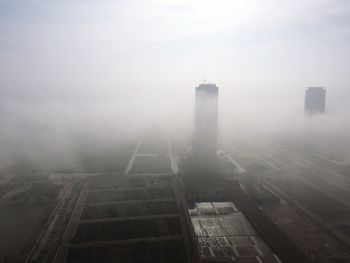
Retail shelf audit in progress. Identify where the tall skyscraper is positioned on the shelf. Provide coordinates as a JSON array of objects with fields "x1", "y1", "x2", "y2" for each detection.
[
  {"x1": 304, "y1": 87, "x2": 326, "y2": 114},
  {"x1": 193, "y1": 83, "x2": 219, "y2": 169}
]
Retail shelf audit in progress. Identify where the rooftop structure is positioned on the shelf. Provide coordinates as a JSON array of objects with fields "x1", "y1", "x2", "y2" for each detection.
[
  {"x1": 189, "y1": 202, "x2": 282, "y2": 262},
  {"x1": 54, "y1": 176, "x2": 195, "y2": 263}
]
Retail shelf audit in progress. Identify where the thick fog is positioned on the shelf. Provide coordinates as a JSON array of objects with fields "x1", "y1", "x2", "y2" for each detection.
[{"x1": 1, "y1": 0, "x2": 350, "y2": 169}]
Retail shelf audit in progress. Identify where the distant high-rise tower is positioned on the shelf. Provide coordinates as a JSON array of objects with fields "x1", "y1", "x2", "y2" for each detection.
[
  {"x1": 193, "y1": 83, "x2": 219, "y2": 169},
  {"x1": 304, "y1": 87, "x2": 326, "y2": 114}
]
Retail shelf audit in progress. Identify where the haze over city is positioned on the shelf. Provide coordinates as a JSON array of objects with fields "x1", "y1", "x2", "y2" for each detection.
[
  {"x1": 0, "y1": 1, "x2": 350, "y2": 263},
  {"x1": 1, "y1": 0, "x2": 350, "y2": 164}
]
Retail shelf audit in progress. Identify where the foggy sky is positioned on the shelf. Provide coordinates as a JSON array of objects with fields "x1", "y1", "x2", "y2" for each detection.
[{"x1": 1, "y1": 0, "x2": 350, "y2": 167}]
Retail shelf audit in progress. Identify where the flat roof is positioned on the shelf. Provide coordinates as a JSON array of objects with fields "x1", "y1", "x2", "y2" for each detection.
[{"x1": 189, "y1": 202, "x2": 282, "y2": 263}]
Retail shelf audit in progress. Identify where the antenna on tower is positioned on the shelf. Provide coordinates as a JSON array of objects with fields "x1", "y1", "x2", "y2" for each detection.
[{"x1": 203, "y1": 71, "x2": 207, "y2": 84}]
